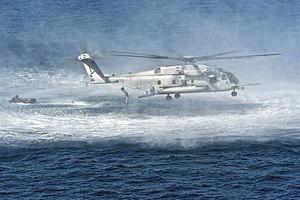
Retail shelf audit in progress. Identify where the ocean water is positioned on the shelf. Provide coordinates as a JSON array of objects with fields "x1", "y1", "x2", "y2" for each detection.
[{"x1": 1, "y1": 0, "x2": 300, "y2": 199}]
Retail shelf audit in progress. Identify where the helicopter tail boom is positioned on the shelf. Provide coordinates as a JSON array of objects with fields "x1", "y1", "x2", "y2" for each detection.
[{"x1": 78, "y1": 53, "x2": 109, "y2": 84}]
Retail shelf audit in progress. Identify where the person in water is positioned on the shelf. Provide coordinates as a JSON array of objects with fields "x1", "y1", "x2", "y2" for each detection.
[{"x1": 121, "y1": 87, "x2": 129, "y2": 104}]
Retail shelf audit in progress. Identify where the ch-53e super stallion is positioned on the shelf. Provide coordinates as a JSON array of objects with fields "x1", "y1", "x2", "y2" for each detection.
[{"x1": 72, "y1": 42, "x2": 279, "y2": 101}]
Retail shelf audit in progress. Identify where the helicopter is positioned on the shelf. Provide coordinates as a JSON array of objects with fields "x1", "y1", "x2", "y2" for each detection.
[{"x1": 73, "y1": 42, "x2": 280, "y2": 101}]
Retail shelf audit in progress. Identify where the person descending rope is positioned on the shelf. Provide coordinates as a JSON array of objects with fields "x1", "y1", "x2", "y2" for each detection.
[{"x1": 121, "y1": 87, "x2": 129, "y2": 104}]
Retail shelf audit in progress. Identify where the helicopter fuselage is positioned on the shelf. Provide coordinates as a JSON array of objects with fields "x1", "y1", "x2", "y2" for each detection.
[
  {"x1": 76, "y1": 47, "x2": 278, "y2": 100},
  {"x1": 106, "y1": 64, "x2": 239, "y2": 97}
]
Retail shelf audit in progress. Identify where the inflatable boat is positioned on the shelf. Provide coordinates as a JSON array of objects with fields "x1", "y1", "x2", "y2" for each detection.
[{"x1": 9, "y1": 97, "x2": 37, "y2": 104}]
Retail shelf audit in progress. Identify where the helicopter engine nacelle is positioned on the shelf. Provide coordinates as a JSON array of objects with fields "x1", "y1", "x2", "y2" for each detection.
[{"x1": 157, "y1": 66, "x2": 184, "y2": 75}]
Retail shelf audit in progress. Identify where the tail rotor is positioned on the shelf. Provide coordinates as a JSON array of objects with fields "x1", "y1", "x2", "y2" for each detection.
[{"x1": 71, "y1": 40, "x2": 109, "y2": 83}]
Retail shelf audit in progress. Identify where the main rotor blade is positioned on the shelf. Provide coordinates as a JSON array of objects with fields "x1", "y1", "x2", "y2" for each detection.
[
  {"x1": 200, "y1": 53, "x2": 281, "y2": 61},
  {"x1": 108, "y1": 50, "x2": 245, "y2": 61},
  {"x1": 194, "y1": 50, "x2": 242, "y2": 60},
  {"x1": 108, "y1": 50, "x2": 280, "y2": 63},
  {"x1": 109, "y1": 51, "x2": 165, "y2": 57},
  {"x1": 207, "y1": 50, "x2": 243, "y2": 57},
  {"x1": 109, "y1": 51, "x2": 171, "y2": 59}
]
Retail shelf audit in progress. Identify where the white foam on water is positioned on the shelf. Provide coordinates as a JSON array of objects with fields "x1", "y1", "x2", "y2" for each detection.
[{"x1": 0, "y1": 69, "x2": 299, "y2": 147}]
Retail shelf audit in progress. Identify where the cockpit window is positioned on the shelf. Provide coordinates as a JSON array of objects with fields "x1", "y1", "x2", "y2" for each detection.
[{"x1": 226, "y1": 72, "x2": 239, "y2": 84}]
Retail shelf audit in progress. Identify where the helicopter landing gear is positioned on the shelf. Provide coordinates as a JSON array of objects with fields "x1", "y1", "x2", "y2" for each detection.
[
  {"x1": 231, "y1": 90, "x2": 237, "y2": 97},
  {"x1": 166, "y1": 93, "x2": 180, "y2": 100},
  {"x1": 166, "y1": 94, "x2": 172, "y2": 101},
  {"x1": 174, "y1": 93, "x2": 181, "y2": 99}
]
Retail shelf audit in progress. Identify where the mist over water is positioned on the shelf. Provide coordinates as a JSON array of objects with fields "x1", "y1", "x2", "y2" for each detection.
[{"x1": 0, "y1": 0, "x2": 300, "y2": 198}]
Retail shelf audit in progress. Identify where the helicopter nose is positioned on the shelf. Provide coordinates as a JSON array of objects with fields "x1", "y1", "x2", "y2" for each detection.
[{"x1": 225, "y1": 72, "x2": 239, "y2": 84}]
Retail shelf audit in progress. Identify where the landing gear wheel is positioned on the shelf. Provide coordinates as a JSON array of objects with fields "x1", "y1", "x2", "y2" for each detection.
[
  {"x1": 166, "y1": 94, "x2": 172, "y2": 101},
  {"x1": 231, "y1": 91, "x2": 237, "y2": 97},
  {"x1": 174, "y1": 93, "x2": 181, "y2": 99}
]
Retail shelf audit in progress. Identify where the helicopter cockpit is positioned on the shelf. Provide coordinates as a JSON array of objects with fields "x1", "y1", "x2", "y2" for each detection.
[{"x1": 224, "y1": 71, "x2": 239, "y2": 84}]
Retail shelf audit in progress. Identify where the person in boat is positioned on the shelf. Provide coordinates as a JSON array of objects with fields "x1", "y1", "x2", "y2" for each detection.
[{"x1": 121, "y1": 87, "x2": 129, "y2": 104}]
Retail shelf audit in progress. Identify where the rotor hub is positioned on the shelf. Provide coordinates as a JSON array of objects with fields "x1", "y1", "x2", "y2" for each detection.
[{"x1": 78, "y1": 53, "x2": 92, "y2": 61}]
